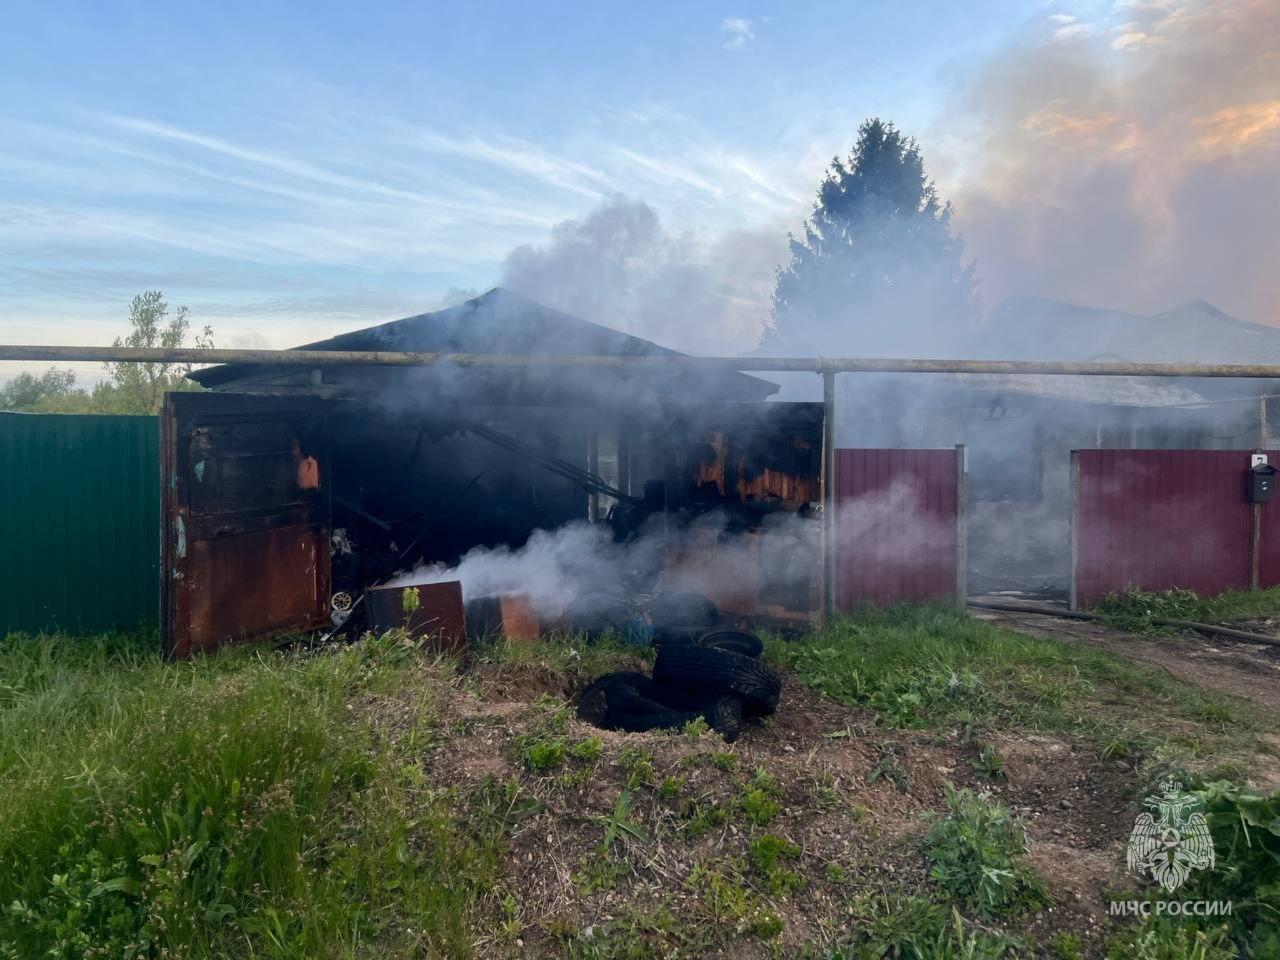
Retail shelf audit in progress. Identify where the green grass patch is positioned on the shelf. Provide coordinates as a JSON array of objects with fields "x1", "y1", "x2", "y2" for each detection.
[
  {"x1": 770, "y1": 605, "x2": 1265, "y2": 759},
  {"x1": 747, "y1": 834, "x2": 804, "y2": 896},
  {"x1": 1096, "y1": 584, "x2": 1280, "y2": 631},
  {"x1": 470, "y1": 630, "x2": 650, "y2": 680},
  {"x1": 0, "y1": 629, "x2": 503, "y2": 959},
  {"x1": 821, "y1": 894, "x2": 1025, "y2": 959}
]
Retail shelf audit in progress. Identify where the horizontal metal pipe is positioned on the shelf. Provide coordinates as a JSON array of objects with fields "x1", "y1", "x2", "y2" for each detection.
[{"x1": 5, "y1": 343, "x2": 1280, "y2": 378}]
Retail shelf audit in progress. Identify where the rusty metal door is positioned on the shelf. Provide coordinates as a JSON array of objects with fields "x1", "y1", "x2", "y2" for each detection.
[{"x1": 161, "y1": 392, "x2": 330, "y2": 658}]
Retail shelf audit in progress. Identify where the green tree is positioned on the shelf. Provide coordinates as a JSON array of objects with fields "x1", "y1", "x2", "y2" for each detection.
[
  {"x1": 93, "y1": 291, "x2": 213, "y2": 414},
  {"x1": 0, "y1": 368, "x2": 85, "y2": 411},
  {"x1": 769, "y1": 118, "x2": 978, "y2": 356},
  {"x1": 0, "y1": 293, "x2": 213, "y2": 415}
]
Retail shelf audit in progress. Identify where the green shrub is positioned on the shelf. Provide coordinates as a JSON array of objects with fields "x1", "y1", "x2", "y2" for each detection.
[
  {"x1": 739, "y1": 768, "x2": 784, "y2": 827},
  {"x1": 686, "y1": 863, "x2": 784, "y2": 940},
  {"x1": 518, "y1": 733, "x2": 568, "y2": 771},
  {"x1": 971, "y1": 744, "x2": 1006, "y2": 781},
  {"x1": 1050, "y1": 931, "x2": 1084, "y2": 960},
  {"x1": 923, "y1": 785, "x2": 1047, "y2": 918},
  {"x1": 1095, "y1": 587, "x2": 1201, "y2": 632},
  {"x1": 568, "y1": 735, "x2": 604, "y2": 763},
  {"x1": 617, "y1": 746, "x2": 654, "y2": 789},
  {"x1": 658, "y1": 776, "x2": 685, "y2": 802},
  {"x1": 1180, "y1": 780, "x2": 1280, "y2": 956}
]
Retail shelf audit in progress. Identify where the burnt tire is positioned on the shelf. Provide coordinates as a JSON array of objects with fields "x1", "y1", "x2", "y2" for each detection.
[
  {"x1": 653, "y1": 643, "x2": 781, "y2": 717},
  {"x1": 576, "y1": 671, "x2": 698, "y2": 733},
  {"x1": 575, "y1": 671, "x2": 654, "y2": 726},
  {"x1": 697, "y1": 628, "x2": 763, "y2": 659},
  {"x1": 705, "y1": 696, "x2": 744, "y2": 742}
]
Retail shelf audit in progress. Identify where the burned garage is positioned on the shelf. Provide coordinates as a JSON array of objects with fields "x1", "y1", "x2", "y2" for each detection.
[{"x1": 169, "y1": 288, "x2": 826, "y2": 663}]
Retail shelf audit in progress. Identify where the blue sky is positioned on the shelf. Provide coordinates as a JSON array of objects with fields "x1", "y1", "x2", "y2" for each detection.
[
  {"x1": 0, "y1": 2, "x2": 1031, "y2": 365},
  {"x1": 3, "y1": 1, "x2": 1277, "y2": 382}
]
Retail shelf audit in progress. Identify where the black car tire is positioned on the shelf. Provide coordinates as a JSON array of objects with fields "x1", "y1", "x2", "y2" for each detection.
[
  {"x1": 653, "y1": 643, "x2": 781, "y2": 716},
  {"x1": 696, "y1": 628, "x2": 764, "y2": 659}
]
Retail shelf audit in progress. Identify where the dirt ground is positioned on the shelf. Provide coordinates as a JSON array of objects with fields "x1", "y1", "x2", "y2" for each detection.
[
  {"x1": 368, "y1": 659, "x2": 1148, "y2": 957},
  {"x1": 970, "y1": 605, "x2": 1280, "y2": 713},
  {"x1": 354, "y1": 604, "x2": 1280, "y2": 956}
]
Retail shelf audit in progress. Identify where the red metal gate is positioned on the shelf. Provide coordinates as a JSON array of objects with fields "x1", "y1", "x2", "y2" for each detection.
[
  {"x1": 1071, "y1": 449, "x2": 1279, "y2": 608},
  {"x1": 834, "y1": 448, "x2": 965, "y2": 609}
]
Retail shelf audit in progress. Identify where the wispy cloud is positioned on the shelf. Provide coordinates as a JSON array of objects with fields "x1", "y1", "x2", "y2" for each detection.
[
  {"x1": 406, "y1": 128, "x2": 617, "y2": 199},
  {"x1": 1050, "y1": 15, "x2": 1095, "y2": 42},
  {"x1": 0, "y1": 97, "x2": 816, "y2": 356},
  {"x1": 720, "y1": 17, "x2": 755, "y2": 50}
]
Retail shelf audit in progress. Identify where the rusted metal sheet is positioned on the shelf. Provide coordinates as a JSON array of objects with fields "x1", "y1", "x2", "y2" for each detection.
[
  {"x1": 665, "y1": 402, "x2": 824, "y2": 629},
  {"x1": 834, "y1": 448, "x2": 963, "y2": 609},
  {"x1": 465, "y1": 592, "x2": 541, "y2": 642},
  {"x1": 499, "y1": 593, "x2": 540, "y2": 641},
  {"x1": 162, "y1": 392, "x2": 330, "y2": 658},
  {"x1": 367, "y1": 579, "x2": 467, "y2": 654},
  {"x1": 1072, "y1": 449, "x2": 1265, "y2": 607}
]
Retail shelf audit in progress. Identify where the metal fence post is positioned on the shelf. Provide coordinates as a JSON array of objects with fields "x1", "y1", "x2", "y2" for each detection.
[
  {"x1": 955, "y1": 444, "x2": 967, "y2": 607},
  {"x1": 823, "y1": 372, "x2": 837, "y2": 622}
]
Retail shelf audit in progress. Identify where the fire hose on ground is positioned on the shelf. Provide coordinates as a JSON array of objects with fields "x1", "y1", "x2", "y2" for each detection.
[{"x1": 966, "y1": 600, "x2": 1280, "y2": 649}]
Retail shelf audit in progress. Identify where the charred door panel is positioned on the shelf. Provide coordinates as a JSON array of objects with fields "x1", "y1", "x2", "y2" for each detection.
[{"x1": 162, "y1": 392, "x2": 330, "y2": 658}]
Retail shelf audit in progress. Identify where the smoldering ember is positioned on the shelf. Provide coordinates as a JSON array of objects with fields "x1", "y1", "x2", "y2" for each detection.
[{"x1": 3, "y1": 4, "x2": 1280, "y2": 957}]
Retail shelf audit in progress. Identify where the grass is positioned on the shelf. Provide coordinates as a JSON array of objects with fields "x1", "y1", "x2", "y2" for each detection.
[
  {"x1": 1096, "y1": 584, "x2": 1280, "y2": 631},
  {"x1": 0, "y1": 629, "x2": 505, "y2": 959},
  {"x1": 769, "y1": 604, "x2": 1270, "y2": 764},
  {"x1": 3, "y1": 607, "x2": 1275, "y2": 958},
  {"x1": 821, "y1": 895, "x2": 1025, "y2": 959}
]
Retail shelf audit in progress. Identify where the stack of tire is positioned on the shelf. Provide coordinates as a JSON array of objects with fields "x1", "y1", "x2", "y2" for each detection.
[{"x1": 575, "y1": 593, "x2": 781, "y2": 743}]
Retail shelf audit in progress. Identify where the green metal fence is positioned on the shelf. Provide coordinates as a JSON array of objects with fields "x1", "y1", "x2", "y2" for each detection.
[{"x1": 0, "y1": 413, "x2": 160, "y2": 636}]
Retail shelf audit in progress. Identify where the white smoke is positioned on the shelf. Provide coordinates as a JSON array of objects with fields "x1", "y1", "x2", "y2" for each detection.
[
  {"x1": 383, "y1": 508, "x2": 826, "y2": 622},
  {"x1": 501, "y1": 195, "x2": 786, "y2": 355}
]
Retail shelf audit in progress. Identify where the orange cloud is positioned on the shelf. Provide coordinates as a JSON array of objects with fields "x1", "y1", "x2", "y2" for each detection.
[
  {"x1": 1020, "y1": 101, "x2": 1125, "y2": 140},
  {"x1": 1194, "y1": 100, "x2": 1280, "y2": 156}
]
